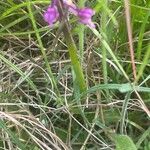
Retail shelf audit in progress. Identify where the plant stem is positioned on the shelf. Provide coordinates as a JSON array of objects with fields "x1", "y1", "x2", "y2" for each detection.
[
  {"x1": 124, "y1": 0, "x2": 136, "y2": 79},
  {"x1": 27, "y1": 0, "x2": 60, "y2": 96},
  {"x1": 101, "y1": 0, "x2": 108, "y2": 85},
  {"x1": 57, "y1": 0, "x2": 87, "y2": 93},
  {"x1": 78, "y1": 0, "x2": 86, "y2": 63},
  {"x1": 101, "y1": 0, "x2": 109, "y2": 99},
  {"x1": 120, "y1": 92, "x2": 131, "y2": 134}
]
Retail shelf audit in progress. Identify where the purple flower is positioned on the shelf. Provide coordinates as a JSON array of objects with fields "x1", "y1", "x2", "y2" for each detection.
[
  {"x1": 43, "y1": 6, "x2": 59, "y2": 26},
  {"x1": 63, "y1": 0, "x2": 78, "y2": 15},
  {"x1": 77, "y1": 8, "x2": 95, "y2": 28},
  {"x1": 43, "y1": 0, "x2": 95, "y2": 28}
]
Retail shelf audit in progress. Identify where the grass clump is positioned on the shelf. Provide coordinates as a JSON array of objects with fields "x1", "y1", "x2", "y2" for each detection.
[{"x1": 0, "y1": 0, "x2": 150, "y2": 149}]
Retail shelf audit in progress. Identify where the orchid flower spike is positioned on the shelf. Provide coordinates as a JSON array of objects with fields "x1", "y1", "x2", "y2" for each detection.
[{"x1": 43, "y1": 0, "x2": 95, "y2": 28}]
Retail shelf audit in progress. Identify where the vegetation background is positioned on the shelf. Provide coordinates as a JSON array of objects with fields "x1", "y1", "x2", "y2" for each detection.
[{"x1": 0, "y1": 0, "x2": 150, "y2": 149}]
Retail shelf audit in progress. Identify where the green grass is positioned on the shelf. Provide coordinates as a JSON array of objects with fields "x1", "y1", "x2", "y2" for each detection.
[{"x1": 0, "y1": 0, "x2": 150, "y2": 149}]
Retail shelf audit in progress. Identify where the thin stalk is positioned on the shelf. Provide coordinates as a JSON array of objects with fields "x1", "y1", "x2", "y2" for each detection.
[
  {"x1": 91, "y1": 28, "x2": 129, "y2": 81},
  {"x1": 135, "y1": 45, "x2": 150, "y2": 83},
  {"x1": 57, "y1": 0, "x2": 87, "y2": 93},
  {"x1": 120, "y1": 92, "x2": 131, "y2": 134},
  {"x1": 78, "y1": 0, "x2": 86, "y2": 63},
  {"x1": 124, "y1": 0, "x2": 136, "y2": 79},
  {"x1": 101, "y1": 0, "x2": 109, "y2": 98},
  {"x1": 27, "y1": 1, "x2": 60, "y2": 96},
  {"x1": 137, "y1": 11, "x2": 150, "y2": 60}
]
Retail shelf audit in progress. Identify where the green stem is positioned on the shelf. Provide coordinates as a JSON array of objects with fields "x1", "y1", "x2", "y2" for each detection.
[
  {"x1": 27, "y1": 0, "x2": 60, "y2": 96},
  {"x1": 78, "y1": 0, "x2": 86, "y2": 63},
  {"x1": 137, "y1": 11, "x2": 150, "y2": 60},
  {"x1": 101, "y1": 0, "x2": 108, "y2": 85},
  {"x1": 120, "y1": 92, "x2": 131, "y2": 134},
  {"x1": 135, "y1": 45, "x2": 150, "y2": 83},
  {"x1": 101, "y1": 0, "x2": 109, "y2": 100},
  {"x1": 57, "y1": 1, "x2": 87, "y2": 93}
]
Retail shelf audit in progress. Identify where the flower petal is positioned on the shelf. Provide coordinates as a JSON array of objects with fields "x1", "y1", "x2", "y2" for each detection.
[
  {"x1": 43, "y1": 6, "x2": 59, "y2": 25},
  {"x1": 79, "y1": 19, "x2": 95, "y2": 28},
  {"x1": 63, "y1": 0, "x2": 78, "y2": 15},
  {"x1": 77, "y1": 8, "x2": 95, "y2": 28},
  {"x1": 78, "y1": 8, "x2": 95, "y2": 18}
]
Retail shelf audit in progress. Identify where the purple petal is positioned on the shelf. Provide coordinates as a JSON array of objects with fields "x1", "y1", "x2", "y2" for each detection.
[
  {"x1": 79, "y1": 19, "x2": 95, "y2": 28},
  {"x1": 77, "y1": 8, "x2": 95, "y2": 28},
  {"x1": 43, "y1": 6, "x2": 59, "y2": 25},
  {"x1": 51, "y1": 0, "x2": 58, "y2": 6},
  {"x1": 78, "y1": 8, "x2": 95, "y2": 18},
  {"x1": 63, "y1": 0, "x2": 78, "y2": 15}
]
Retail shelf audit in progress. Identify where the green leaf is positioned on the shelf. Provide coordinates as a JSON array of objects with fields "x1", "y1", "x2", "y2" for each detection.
[{"x1": 114, "y1": 135, "x2": 137, "y2": 150}]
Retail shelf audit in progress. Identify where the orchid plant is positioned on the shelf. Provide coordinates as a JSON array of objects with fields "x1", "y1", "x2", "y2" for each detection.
[{"x1": 43, "y1": 0, "x2": 96, "y2": 94}]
